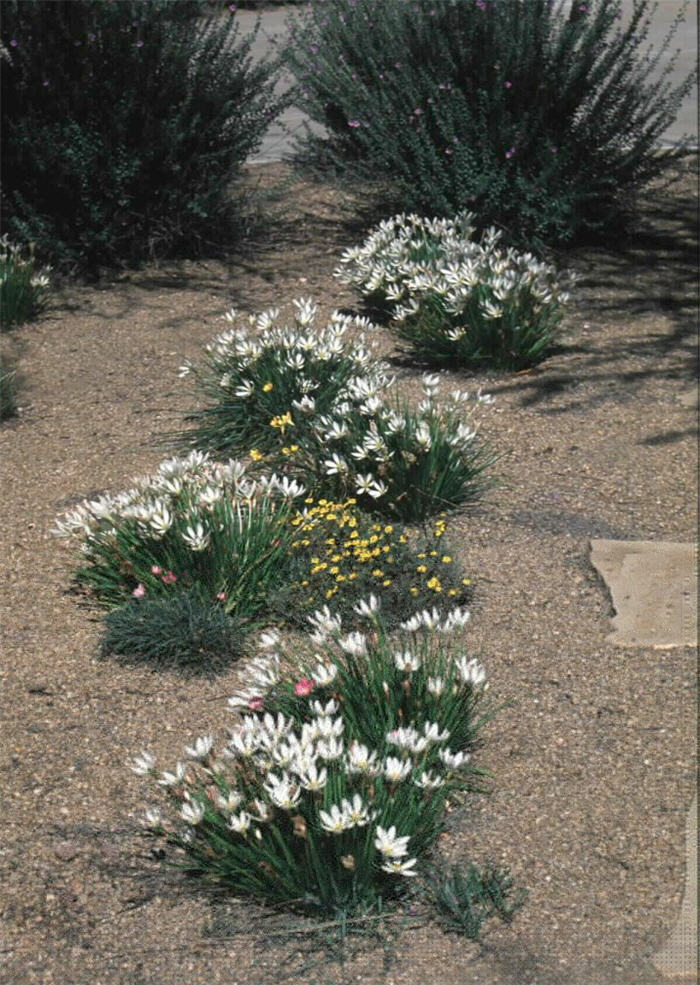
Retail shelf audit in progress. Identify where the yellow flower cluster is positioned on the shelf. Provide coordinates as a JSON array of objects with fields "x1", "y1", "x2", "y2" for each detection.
[
  {"x1": 287, "y1": 498, "x2": 468, "y2": 608},
  {"x1": 269, "y1": 412, "x2": 293, "y2": 434}
]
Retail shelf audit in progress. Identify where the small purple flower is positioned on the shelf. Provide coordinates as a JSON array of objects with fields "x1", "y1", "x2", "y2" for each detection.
[
  {"x1": 229, "y1": 3, "x2": 236, "y2": 10},
  {"x1": 42, "y1": 79, "x2": 49, "y2": 87},
  {"x1": 348, "y1": 120, "x2": 362, "y2": 128},
  {"x1": 550, "y1": 145, "x2": 558, "y2": 154},
  {"x1": 88, "y1": 33, "x2": 96, "y2": 42},
  {"x1": 9, "y1": 38, "x2": 18, "y2": 47},
  {"x1": 136, "y1": 40, "x2": 144, "y2": 48},
  {"x1": 310, "y1": 44, "x2": 318, "y2": 54},
  {"x1": 413, "y1": 108, "x2": 422, "y2": 116},
  {"x1": 504, "y1": 80, "x2": 513, "y2": 89},
  {"x1": 394, "y1": 61, "x2": 402, "y2": 69},
  {"x1": 505, "y1": 146, "x2": 515, "y2": 159}
]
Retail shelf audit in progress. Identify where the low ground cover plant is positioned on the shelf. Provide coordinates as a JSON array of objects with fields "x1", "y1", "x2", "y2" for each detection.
[
  {"x1": 53, "y1": 451, "x2": 304, "y2": 619},
  {"x1": 100, "y1": 590, "x2": 246, "y2": 675},
  {"x1": 178, "y1": 300, "x2": 495, "y2": 521},
  {"x1": 336, "y1": 213, "x2": 569, "y2": 370},
  {"x1": 1, "y1": 0, "x2": 287, "y2": 271},
  {"x1": 269, "y1": 497, "x2": 473, "y2": 628},
  {"x1": 286, "y1": 0, "x2": 696, "y2": 248},
  {"x1": 422, "y1": 859, "x2": 526, "y2": 940},
  {"x1": 0, "y1": 354, "x2": 19, "y2": 421},
  {"x1": 0, "y1": 235, "x2": 51, "y2": 328},
  {"x1": 132, "y1": 600, "x2": 505, "y2": 920}
]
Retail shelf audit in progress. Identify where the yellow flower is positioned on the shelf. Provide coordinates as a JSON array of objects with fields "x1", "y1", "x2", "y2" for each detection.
[
  {"x1": 281, "y1": 444, "x2": 300, "y2": 456},
  {"x1": 429, "y1": 551, "x2": 438, "y2": 557},
  {"x1": 325, "y1": 588, "x2": 338, "y2": 600},
  {"x1": 410, "y1": 587, "x2": 419, "y2": 596},
  {"x1": 448, "y1": 589, "x2": 458, "y2": 596},
  {"x1": 270, "y1": 412, "x2": 293, "y2": 434},
  {"x1": 262, "y1": 382, "x2": 274, "y2": 392},
  {"x1": 427, "y1": 576, "x2": 442, "y2": 592},
  {"x1": 336, "y1": 574, "x2": 346, "y2": 583},
  {"x1": 371, "y1": 569, "x2": 383, "y2": 577},
  {"x1": 250, "y1": 449, "x2": 264, "y2": 462},
  {"x1": 441, "y1": 556, "x2": 452, "y2": 564},
  {"x1": 329, "y1": 566, "x2": 340, "y2": 575},
  {"x1": 384, "y1": 525, "x2": 394, "y2": 533},
  {"x1": 416, "y1": 565, "x2": 428, "y2": 573},
  {"x1": 462, "y1": 578, "x2": 471, "y2": 586},
  {"x1": 304, "y1": 497, "x2": 314, "y2": 504},
  {"x1": 382, "y1": 579, "x2": 392, "y2": 587},
  {"x1": 348, "y1": 572, "x2": 358, "y2": 580},
  {"x1": 399, "y1": 535, "x2": 407, "y2": 544},
  {"x1": 417, "y1": 553, "x2": 427, "y2": 559}
]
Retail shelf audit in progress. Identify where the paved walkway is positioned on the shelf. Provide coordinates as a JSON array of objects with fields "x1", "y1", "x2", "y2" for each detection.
[{"x1": 238, "y1": 0, "x2": 698, "y2": 163}]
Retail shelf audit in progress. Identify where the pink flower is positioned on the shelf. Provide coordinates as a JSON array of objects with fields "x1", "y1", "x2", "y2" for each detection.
[
  {"x1": 294, "y1": 678, "x2": 315, "y2": 697},
  {"x1": 413, "y1": 108, "x2": 422, "y2": 116},
  {"x1": 505, "y1": 146, "x2": 516, "y2": 159},
  {"x1": 216, "y1": 591, "x2": 227, "y2": 601},
  {"x1": 151, "y1": 565, "x2": 163, "y2": 575},
  {"x1": 248, "y1": 697, "x2": 264, "y2": 711},
  {"x1": 161, "y1": 571, "x2": 177, "y2": 585},
  {"x1": 132, "y1": 584, "x2": 146, "y2": 598},
  {"x1": 504, "y1": 81, "x2": 513, "y2": 88},
  {"x1": 348, "y1": 120, "x2": 362, "y2": 128},
  {"x1": 136, "y1": 40, "x2": 144, "y2": 48}
]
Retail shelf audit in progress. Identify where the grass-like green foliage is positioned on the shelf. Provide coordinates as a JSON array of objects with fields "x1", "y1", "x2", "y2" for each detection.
[
  {"x1": 422, "y1": 859, "x2": 526, "y2": 940},
  {"x1": 0, "y1": 236, "x2": 51, "y2": 329},
  {"x1": 132, "y1": 602, "x2": 493, "y2": 918},
  {"x1": 53, "y1": 451, "x2": 304, "y2": 618},
  {"x1": 336, "y1": 214, "x2": 569, "y2": 370},
  {"x1": 270, "y1": 498, "x2": 472, "y2": 629},
  {"x1": 178, "y1": 300, "x2": 496, "y2": 522},
  {"x1": 100, "y1": 590, "x2": 245, "y2": 675},
  {"x1": 1, "y1": 1, "x2": 287, "y2": 272},
  {"x1": 0, "y1": 354, "x2": 19, "y2": 421},
  {"x1": 286, "y1": 0, "x2": 697, "y2": 248}
]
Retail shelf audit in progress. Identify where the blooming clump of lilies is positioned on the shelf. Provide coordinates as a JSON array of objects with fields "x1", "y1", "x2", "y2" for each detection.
[
  {"x1": 132, "y1": 596, "x2": 492, "y2": 917},
  {"x1": 52, "y1": 450, "x2": 304, "y2": 618},
  {"x1": 177, "y1": 298, "x2": 495, "y2": 521},
  {"x1": 335, "y1": 212, "x2": 570, "y2": 370}
]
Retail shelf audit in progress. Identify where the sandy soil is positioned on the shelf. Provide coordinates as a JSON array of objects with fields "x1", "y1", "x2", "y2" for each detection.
[{"x1": 0, "y1": 158, "x2": 697, "y2": 985}]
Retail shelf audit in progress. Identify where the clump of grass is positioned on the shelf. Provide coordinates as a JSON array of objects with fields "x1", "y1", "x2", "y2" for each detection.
[
  {"x1": 421, "y1": 859, "x2": 527, "y2": 940},
  {"x1": 0, "y1": 236, "x2": 51, "y2": 328},
  {"x1": 100, "y1": 590, "x2": 245, "y2": 675}
]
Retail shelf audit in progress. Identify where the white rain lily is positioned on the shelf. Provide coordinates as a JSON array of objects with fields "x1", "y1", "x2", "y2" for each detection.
[
  {"x1": 439, "y1": 748, "x2": 471, "y2": 770},
  {"x1": 414, "y1": 771, "x2": 446, "y2": 790},
  {"x1": 228, "y1": 810, "x2": 252, "y2": 834},
  {"x1": 427, "y1": 676, "x2": 446, "y2": 696},
  {"x1": 383, "y1": 757, "x2": 413, "y2": 783},
  {"x1": 319, "y1": 804, "x2": 350, "y2": 834},
  {"x1": 338, "y1": 632, "x2": 368, "y2": 657},
  {"x1": 311, "y1": 662, "x2": 338, "y2": 686},
  {"x1": 317, "y1": 737, "x2": 344, "y2": 761},
  {"x1": 264, "y1": 773, "x2": 301, "y2": 811},
  {"x1": 181, "y1": 801, "x2": 205, "y2": 826},
  {"x1": 381, "y1": 857, "x2": 418, "y2": 877},
  {"x1": 455, "y1": 656, "x2": 487, "y2": 687},
  {"x1": 143, "y1": 808, "x2": 163, "y2": 828},
  {"x1": 422, "y1": 721, "x2": 450, "y2": 743},
  {"x1": 352, "y1": 595, "x2": 380, "y2": 619},
  {"x1": 184, "y1": 735, "x2": 214, "y2": 760},
  {"x1": 258, "y1": 629, "x2": 281, "y2": 650},
  {"x1": 367, "y1": 479, "x2": 388, "y2": 499},
  {"x1": 375, "y1": 825, "x2": 410, "y2": 858},
  {"x1": 215, "y1": 790, "x2": 244, "y2": 811},
  {"x1": 131, "y1": 751, "x2": 156, "y2": 775},
  {"x1": 310, "y1": 698, "x2": 339, "y2": 717},
  {"x1": 324, "y1": 453, "x2": 349, "y2": 476},
  {"x1": 297, "y1": 763, "x2": 328, "y2": 792},
  {"x1": 157, "y1": 762, "x2": 187, "y2": 787},
  {"x1": 346, "y1": 741, "x2": 380, "y2": 776},
  {"x1": 394, "y1": 650, "x2": 421, "y2": 673},
  {"x1": 341, "y1": 794, "x2": 370, "y2": 827},
  {"x1": 182, "y1": 522, "x2": 210, "y2": 552}
]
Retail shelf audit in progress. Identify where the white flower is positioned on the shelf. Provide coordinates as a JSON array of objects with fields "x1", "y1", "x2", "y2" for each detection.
[
  {"x1": 383, "y1": 757, "x2": 413, "y2": 783},
  {"x1": 149, "y1": 506, "x2": 172, "y2": 537},
  {"x1": 297, "y1": 762, "x2": 328, "y2": 792},
  {"x1": 394, "y1": 650, "x2": 421, "y2": 673},
  {"x1": 354, "y1": 473, "x2": 376, "y2": 496},
  {"x1": 215, "y1": 790, "x2": 244, "y2": 811},
  {"x1": 184, "y1": 735, "x2": 214, "y2": 760},
  {"x1": 427, "y1": 676, "x2": 446, "y2": 696},
  {"x1": 439, "y1": 748, "x2": 471, "y2": 770},
  {"x1": 422, "y1": 721, "x2": 450, "y2": 743},
  {"x1": 233, "y1": 379, "x2": 255, "y2": 398},
  {"x1": 352, "y1": 595, "x2": 380, "y2": 619},
  {"x1": 367, "y1": 480, "x2": 388, "y2": 499},
  {"x1": 441, "y1": 607, "x2": 471, "y2": 632},
  {"x1": 311, "y1": 662, "x2": 338, "y2": 686},
  {"x1": 414, "y1": 771, "x2": 445, "y2": 789},
  {"x1": 181, "y1": 801, "x2": 205, "y2": 826},
  {"x1": 324, "y1": 453, "x2": 349, "y2": 476},
  {"x1": 228, "y1": 810, "x2": 252, "y2": 834},
  {"x1": 346, "y1": 741, "x2": 380, "y2": 776},
  {"x1": 341, "y1": 794, "x2": 370, "y2": 828},
  {"x1": 131, "y1": 751, "x2": 156, "y2": 775},
  {"x1": 338, "y1": 632, "x2": 368, "y2": 657},
  {"x1": 320, "y1": 804, "x2": 350, "y2": 834},
  {"x1": 292, "y1": 394, "x2": 316, "y2": 414},
  {"x1": 317, "y1": 737, "x2": 344, "y2": 761},
  {"x1": 258, "y1": 629, "x2": 281, "y2": 650},
  {"x1": 455, "y1": 656, "x2": 487, "y2": 687},
  {"x1": 307, "y1": 606, "x2": 343, "y2": 637},
  {"x1": 381, "y1": 857, "x2": 418, "y2": 877},
  {"x1": 310, "y1": 698, "x2": 339, "y2": 717},
  {"x1": 143, "y1": 808, "x2": 163, "y2": 828},
  {"x1": 157, "y1": 762, "x2": 187, "y2": 787},
  {"x1": 375, "y1": 825, "x2": 410, "y2": 858},
  {"x1": 264, "y1": 773, "x2": 301, "y2": 811}
]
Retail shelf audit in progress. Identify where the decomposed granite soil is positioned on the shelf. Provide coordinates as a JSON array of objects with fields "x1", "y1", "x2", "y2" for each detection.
[{"x1": 0, "y1": 158, "x2": 697, "y2": 985}]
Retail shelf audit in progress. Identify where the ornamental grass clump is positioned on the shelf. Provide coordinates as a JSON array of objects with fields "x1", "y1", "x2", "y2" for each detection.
[
  {"x1": 336, "y1": 214, "x2": 569, "y2": 370},
  {"x1": 133, "y1": 599, "x2": 492, "y2": 918},
  {"x1": 178, "y1": 300, "x2": 495, "y2": 521},
  {"x1": 53, "y1": 450, "x2": 304, "y2": 618},
  {"x1": 286, "y1": 0, "x2": 696, "y2": 249},
  {"x1": 270, "y1": 498, "x2": 472, "y2": 628},
  {"x1": 0, "y1": 236, "x2": 51, "y2": 329}
]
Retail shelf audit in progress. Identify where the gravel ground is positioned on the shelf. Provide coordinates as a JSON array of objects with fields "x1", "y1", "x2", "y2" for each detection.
[{"x1": 0, "y1": 160, "x2": 697, "y2": 985}]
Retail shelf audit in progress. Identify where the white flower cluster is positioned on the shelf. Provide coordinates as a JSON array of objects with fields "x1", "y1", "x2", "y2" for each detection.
[
  {"x1": 334, "y1": 212, "x2": 568, "y2": 340},
  {"x1": 134, "y1": 598, "x2": 486, "y2": 886},
  {"x1": 52, "y1": 449, "x2": 304, "y2": 551},
  {"x1": 0, "y1": 234, "x2": 52, "y2": 292}
]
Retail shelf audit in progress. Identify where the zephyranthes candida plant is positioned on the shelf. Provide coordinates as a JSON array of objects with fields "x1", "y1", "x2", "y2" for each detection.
[
  {"x1": 53, "y1": 450, "x2": 304, "y2": 618},
  {"x1": 177, "y1": 299, "x2": 495, "y2": 521},
  {"x1": 132, "y1": 598, "x2": 491, "y2": 917},
  {"x1": 336, "y1": 213, "x2": 569, "y2": 369}
]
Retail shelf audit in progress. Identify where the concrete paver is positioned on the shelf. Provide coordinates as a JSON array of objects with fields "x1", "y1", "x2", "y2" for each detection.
[{"x1": 589, "y1": 540, "x2": 698, "y2": 648}]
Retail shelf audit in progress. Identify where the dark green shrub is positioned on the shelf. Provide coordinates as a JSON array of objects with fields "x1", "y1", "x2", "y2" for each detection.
[
  {"x1": 1, "y1": 1, "x2": 288, "y2": 272},
  {"x1": 287, "y1": 0, "x2": 696, "y2": 248},
  {"x1": 100, "y1": 590, "x2": 245, "y2": 673}
]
